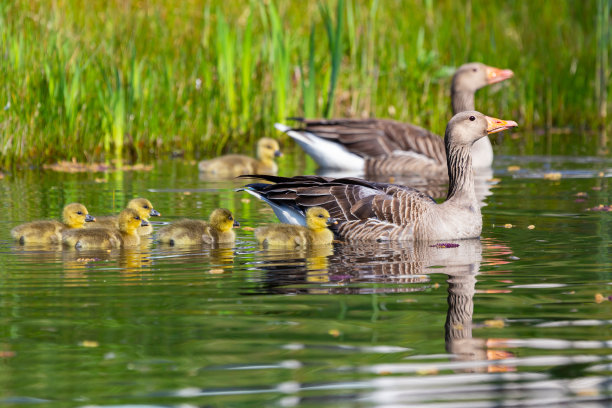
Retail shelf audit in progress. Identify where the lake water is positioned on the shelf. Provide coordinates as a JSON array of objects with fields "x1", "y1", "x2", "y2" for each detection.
[{"x1": 1, "y1": 145, "x2": 612, "y2": 407}]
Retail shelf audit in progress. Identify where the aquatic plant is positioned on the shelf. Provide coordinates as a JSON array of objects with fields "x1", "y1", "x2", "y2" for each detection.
[{"x1": 0, "y1": 1, "x2": 608, "y2": 167}]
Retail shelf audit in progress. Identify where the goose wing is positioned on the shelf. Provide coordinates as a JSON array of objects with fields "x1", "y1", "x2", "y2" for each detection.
[
  {"x1": 289, "y1": 118, "x2": 446, "y2": 165},
  {"x1": 239, "y1": 175, "x2": 436, "y2": 241}
]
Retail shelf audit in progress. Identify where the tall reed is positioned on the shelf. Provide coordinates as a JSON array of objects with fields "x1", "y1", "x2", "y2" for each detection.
[{"x1": 0, "y1": 1, "x2": 608, "y2": 167}]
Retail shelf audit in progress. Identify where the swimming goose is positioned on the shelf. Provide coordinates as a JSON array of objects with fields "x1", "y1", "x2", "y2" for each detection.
[
  {"x1": 11, "y1": 203, "x2": 95, "y2": 244},
  {"x1": 156, "y1": 208, "x2": 240, "y2": 245},
  {"x1": 84, "y1": 198, "x2": 161, "y2": 235},
  {"x1": 276, "y1": 62, "x2": 513, "y2": 174},
  {"x1": 198, "y1": 137, "x2": 282, "y2": 177},
  {"x1": 241, "y1": 111, "x2": 517, "y2": 241},
  {"x1": 62, "y1": 208, "x2": 145, "y2": 249},
  {"x1": 255, "y1": 207, "x2": 337, "y2": 247}
]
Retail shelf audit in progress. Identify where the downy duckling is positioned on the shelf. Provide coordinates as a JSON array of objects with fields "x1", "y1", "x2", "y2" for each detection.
[
  {"x1": 84, "y1": 197, "x2": 161, "y2": 235},
  {"x1": 156, "y1": 208, "x2": 239, "y2": 245},
  {"x1": 198, "y1": 138, "x2": 282, "y2": 177},
  {"x1": 11, "y1": 203, "x2": 95, "y2": 244},
  {"x1": 255, "y1": 207, "x2": 337, "y2": 247},
  {"x1": 62, "y1": 208, "x2": 145, "y2": 249}
]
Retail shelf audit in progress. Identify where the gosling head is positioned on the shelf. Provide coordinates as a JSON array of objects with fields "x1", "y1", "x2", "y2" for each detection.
[
  {"x1": 128, "y1": 197, "x2": 161, "y2": 220},
  {"x1": 452, "y1": 62, "x2": 514, "y2": 94},
  {"x1": 257, "y1": 137, "x2": 282, "y2": 161},
  {"x1": 62, "y1": 203, "x2": 95, "y2": 228},
  {"x1": 305, "y1": 207, "x2": 337, "y2": 231},
  {"x1": 209, "y1": 208, "x2": 239, "y2": 232},
  {"x1": 445, "y1": 111, "x2": 518, "y2": 147},
  {"x1": 117, "y1": 208, "x2": 144, "y2": 234}
]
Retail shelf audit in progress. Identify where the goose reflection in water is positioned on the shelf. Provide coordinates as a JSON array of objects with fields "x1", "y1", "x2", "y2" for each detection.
[{"x1": 251, "y1": 238, "x2": 514, "y2": 372}]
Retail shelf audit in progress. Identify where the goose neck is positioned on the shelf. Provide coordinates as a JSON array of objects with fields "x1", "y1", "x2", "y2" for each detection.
[
  {"x1": 451, "y1": 90, "x2": 475, "y2": 114},
  {"x1": 445, "y1": 143, "x2": 476, "y2": 203}
]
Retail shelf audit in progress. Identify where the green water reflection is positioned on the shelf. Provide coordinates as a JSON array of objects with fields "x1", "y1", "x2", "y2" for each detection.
[{"x1": 0, "y1": 150, "x2": 611, "y2": 407}]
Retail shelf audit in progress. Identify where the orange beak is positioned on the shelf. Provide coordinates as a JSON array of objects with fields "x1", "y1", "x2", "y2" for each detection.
[
  {"x1": 486, "y1": 116, "x2": 518, "y2": 134},
  {"x1": 486, "y1": 66, "x2": 514, "y2": 85}
]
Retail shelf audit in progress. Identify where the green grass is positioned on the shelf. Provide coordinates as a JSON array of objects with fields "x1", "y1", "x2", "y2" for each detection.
[{"x1": 0, "y1": 1, "x2": 609, "y2": 167}]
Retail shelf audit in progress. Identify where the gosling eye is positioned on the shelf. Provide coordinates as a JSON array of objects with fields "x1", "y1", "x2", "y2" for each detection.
[
  {"x1": 228, "y1": 216, "x2": 233, "y2": 221},
  {"x1": 318, "y1": 214, "x2": 325, "y2": 218},
  {"x1": 135, "y1": 216, "x2": 140, "y2": 220},
  {"x1": 472, "y1": 68, "x2": 478, "y2": 72},
  {"x1": 77, "y1": 211, "x2": 83, "y2": 215},
  {"x1": 143, "y1": 205, "x2": 149, "y2": 209},
  {"x1": 469, "y1": 116, "x2": 476, "y2": 121}
]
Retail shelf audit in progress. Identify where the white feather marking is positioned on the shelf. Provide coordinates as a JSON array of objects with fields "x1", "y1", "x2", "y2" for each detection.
[{"x1": 275, "y1": 123, "x2": 365, "y2": 171}]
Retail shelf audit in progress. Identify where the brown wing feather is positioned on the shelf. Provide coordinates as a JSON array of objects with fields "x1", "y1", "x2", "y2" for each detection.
[
  {"x1": 240, "y1": 175, "x2": 436, "y2": 240},
  {"x1": 294, "y1": 118, "x2": 446, "y2": 164}
]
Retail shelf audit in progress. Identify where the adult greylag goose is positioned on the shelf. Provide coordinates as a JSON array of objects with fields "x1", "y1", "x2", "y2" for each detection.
[
  {"x1": 62, "y1": 208, "x2": 145, "y2": 249},
  {"x1": 276, "y1": 63, "x2": 513, "y2": 175},
  {"x1": 156, "y1": 208, "x2": 239, "y2": 245},
  {"x1": 240, "y1": 111, "x2": 517, "y2": 241},
  {"x1": 198, "y1": 137, "x2": 282, "y2": 178},
  {"x1": 255, "y1": 207, "x2": 337, "y2": 247},
  {"x1": 84, "y1": 198, "x2": 161, "y2": 236},
  {"x1": 11, "y1": 203, "x2": 95, "y2": 244}
]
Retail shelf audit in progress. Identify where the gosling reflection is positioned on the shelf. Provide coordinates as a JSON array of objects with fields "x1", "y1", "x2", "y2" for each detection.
[{"x1": 156, "y1": 242, "x2": 235, "y2": 273}]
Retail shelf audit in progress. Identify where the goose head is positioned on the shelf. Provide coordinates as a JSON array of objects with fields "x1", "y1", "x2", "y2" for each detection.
[
  {"x1": 209, "y1": 208, "x2": 240, "y2": 232},
  {"x1": 118, "y1": 208, "x2": 143, "y2": 235},
  {"x1": 452, "y1": 62, "x2": 514, "y2": 94},
  {"x1": 128, "y1": 197, "x2": 161, "y2": 219},
  {"x1": 305, "y1": 207, "x2": 337, "y2": 231},
  {"x1": 257, "y1": 137, "x2": 282, "y2": 162},
  {"x1": 62, "y1": 203, "x2": 95, "y2": 228},
  {"x1": 446, "y1": 111, "x2": 518, "y2": 146}
]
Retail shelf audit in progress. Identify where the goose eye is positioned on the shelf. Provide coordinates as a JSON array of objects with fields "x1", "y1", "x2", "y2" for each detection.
[
  {"x1": 135, "y1": 216, "x2": 140, "y2": 220},
  {"x1": 228, "y1": 216, "x2": 233, "y2": 220},
  {"x1": 318, "y1": 214, "x2": 324, "y2": 218},
  {"x1": 77, "y1": 211, "x2": 83, "y2": 215},
  {"x1": 143, "y1": 205, "x2": 149, "y2": 209},
  {"x1": 472, "y1": 68, "x2": 478, "y2": 72},
  {"x1": 469, "y1": 116, "x2": 476, "y2": 121}
]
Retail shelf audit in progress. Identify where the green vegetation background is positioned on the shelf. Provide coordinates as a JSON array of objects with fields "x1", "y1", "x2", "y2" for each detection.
[{"x1": 0, "y1": 0, "x2": 609, "y2": 166}]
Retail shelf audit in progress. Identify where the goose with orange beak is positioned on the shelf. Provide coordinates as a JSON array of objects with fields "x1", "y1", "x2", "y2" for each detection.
[{"x1": 240, "y1": 111, "x2": 518, "y2": 241}]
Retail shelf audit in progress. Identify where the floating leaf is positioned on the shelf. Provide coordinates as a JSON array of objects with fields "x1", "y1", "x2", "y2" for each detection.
[
  {"x1": 328, "y1": 329, "x2": 341, "y2": 337},
  {"x1": 543, "y1": 172, "x2": 562, "y2": 180}
]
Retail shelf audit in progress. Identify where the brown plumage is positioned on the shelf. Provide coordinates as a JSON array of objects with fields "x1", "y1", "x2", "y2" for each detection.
[
  {"x1": 279, "y1": 62, "x2": 513, "y2": 175},
  {"x1": 242, "y1": 111, "x2": 517, "y2": 241},
  {"x1": 11, "y1": 203, "x2": 95, "y2": 244},
  {"x1": 62, "y1": 208, "x2": 144, "y2": 249},
  {"x1": 255, "y1": 207, "x2": 337, "y2": 247},
  {"x1": 156, "y1": 208, "x2": 239, "y2": 245},
  {"x1": 84, "y1": 198, "x2": 161, "y2": 236},
  {"x1": 198, "y1": 138, "x2": 282, "y2": 178}
]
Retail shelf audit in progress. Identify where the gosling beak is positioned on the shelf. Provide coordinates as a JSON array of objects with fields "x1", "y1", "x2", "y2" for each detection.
[
  {"x1": 233, "y1": 220, "x2": 240, "y2": 228},
  {"x1": 486, "y1": 116, "x2": 518, "y2": 134},
  {"x1": 274, "y1": 150, "x2": 283, "y2": 157},
  {"x1": 326, "y1": 217, "x2": 338, "y2": 227},
  {"x1": 85, "y1": 214, "x2": 96, "y2": 222},
  {"x1": 485, "y1": 66, "x2": 514, "y2": 85},
  {"x1": 140, "y1": 219, "x2": 150, "y2": 227},
  {"x1": 150, "y1": 208, "x2": 161, "y2": 217}
]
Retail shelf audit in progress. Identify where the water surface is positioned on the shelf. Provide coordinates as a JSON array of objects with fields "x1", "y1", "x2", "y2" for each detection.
[{"x1": 0, "y1": 149, "x2": 611, "y2": 407}]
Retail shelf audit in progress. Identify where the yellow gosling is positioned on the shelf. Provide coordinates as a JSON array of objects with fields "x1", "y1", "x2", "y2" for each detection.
[
  {"x1": 62, "y1": 208, "x2": 144, "y2": 249},
  {"x1": 255, "y1": 207, "x2": 337, "y2": 247},
  {"x1": 11, "y1": 203, "x2": 95, "y2": 244},
  {"x1": 156, "y1": 208, "x2": 239, "y2": 245},
  {"x1": 85, "y1": 198, "x2": 161, "y2": 236},
  {"x1": 198, "y1": 138, "x2": 282, "y2": 177}
]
